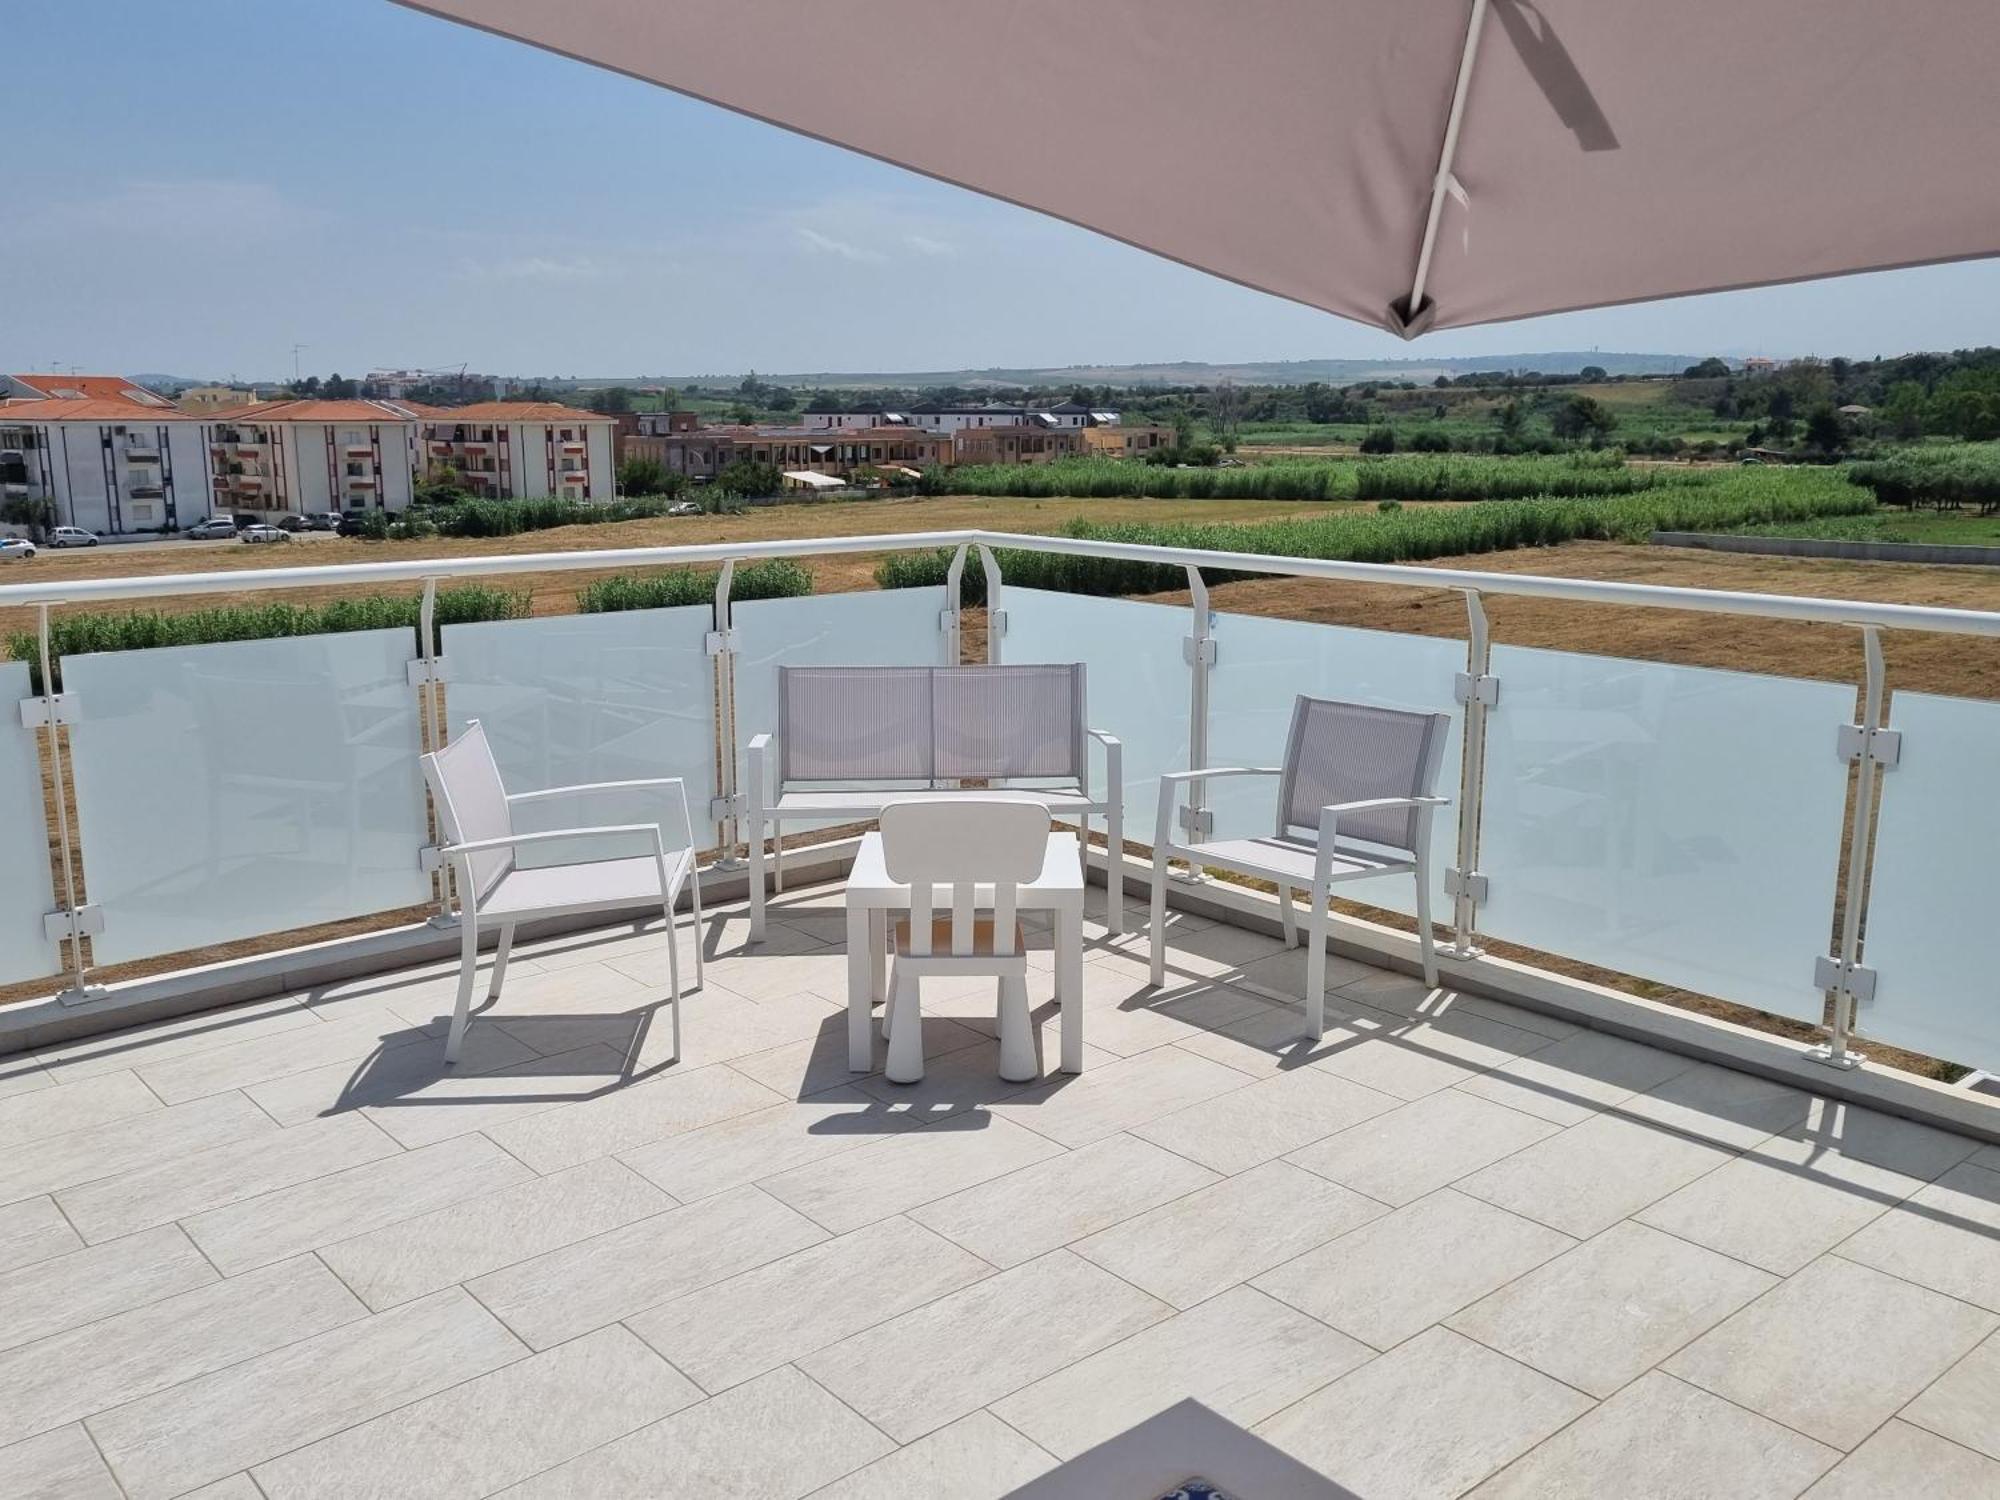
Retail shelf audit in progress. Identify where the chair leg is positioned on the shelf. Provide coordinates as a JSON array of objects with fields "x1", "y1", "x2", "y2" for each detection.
[
  {"x1": 884, "y1": 968, "x2": 925, "y2": 1084},
  {"x1": 446, "y1": 916, "x2": 479, "y2": 1065},
  {"x1": 688, "y1": 861, "x2": 705, "y2": 988},
  {"x1": 773, "y1": 829, "x2": 785, "y2": 895},
  {"x1": 487, "y1": 922, "x2": 516, "y2": 1003},
  {"x1": 1277, "y1": 884, "x2": 1298, "y2": 948},
  {"x1": 1304, "y1": 884, "x2": 1328, "y2": 1040},
  {"x1": 1414, "y1": 861, "x2": 1439, "y2": 990},
  {"x1": 1103, "y1": 804, "x2": 1124, "y2": 937},
  {"x1": 664, "y1": 898, "x2": 683, "y2": 1065},
  {"x1": 1148, "y1": 845, "x2": 1169, "y2": 988},
  {"x1": 996, "y1": 975, "x2": 1035, "y2": 1083},
  {"x1": 747, "y1": 821, "x2": 767, "y2": 945}
]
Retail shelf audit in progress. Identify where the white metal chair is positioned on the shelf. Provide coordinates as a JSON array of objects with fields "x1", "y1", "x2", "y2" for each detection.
[
  {"x1": 1149, "y1": 696, "x2": 1451, "y2": 1037},
  {"x1": 420, "y1": 720, "x2": 702, "y2": 1064},
  {"x1": 877, "y1": 796, "x2": 1051, "y2": 1085}
]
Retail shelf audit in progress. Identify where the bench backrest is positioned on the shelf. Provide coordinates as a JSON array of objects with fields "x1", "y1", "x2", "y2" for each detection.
[{"x1": 777, "y1": 663, "x2": 1086, "y2": 785}]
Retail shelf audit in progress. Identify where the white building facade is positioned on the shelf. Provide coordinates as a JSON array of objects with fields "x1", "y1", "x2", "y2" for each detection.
[
  {"x1": 206, "y1": 400, "x2": 421, "y2": 518},
  {"x1": 419, "y1": 403, "x2": 616, "y2": 500},
  {"x1": 0, "y1": 399, "x2": 216, "y2": 535}
]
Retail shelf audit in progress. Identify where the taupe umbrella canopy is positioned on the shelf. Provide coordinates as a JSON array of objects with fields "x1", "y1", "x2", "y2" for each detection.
[{"x1": 401, "y1": 0, "x2": 2000, "y2": 336}]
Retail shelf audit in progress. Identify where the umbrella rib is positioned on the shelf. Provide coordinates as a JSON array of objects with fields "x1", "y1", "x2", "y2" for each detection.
[{"x1": 1404, "y1": 0, "x2": 1492, "y2": 331}]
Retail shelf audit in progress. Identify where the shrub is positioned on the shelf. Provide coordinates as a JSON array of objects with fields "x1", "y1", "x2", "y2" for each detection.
[
  {"x1": 1849, "y1": 445, "x2": 2000, "y2": 513},
  {"x1": 13, "y1": 585, "x2": 530, "y2": 692},
  {"x1": 575, "y1": 559, "x2": 813, "y2": 613},
  {"x1": 1358, "y1": 427, "x2": 1397, "y2": 454}
]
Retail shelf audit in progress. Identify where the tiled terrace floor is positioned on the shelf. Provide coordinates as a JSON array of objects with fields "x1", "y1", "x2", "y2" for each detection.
[{"x1": 3, "y1": 884, "x2": 2000, "y2": 1498}]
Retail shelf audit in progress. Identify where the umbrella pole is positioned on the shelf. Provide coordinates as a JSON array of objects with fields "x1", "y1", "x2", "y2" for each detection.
[{"x1": 1403, "y1": 0, "x2": 1491, "y2": 329}]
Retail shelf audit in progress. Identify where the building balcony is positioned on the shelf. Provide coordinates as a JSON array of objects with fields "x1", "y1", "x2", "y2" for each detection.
[
  {"x1": 0, "y1": 530, "x2": 1996, "y2": 1497},
  {"x1": 344, "y1": 444, "x2": 374, "y2": 457},
  {"x1": 346, "y1": 475, "x2": 378, "y2": 489},
  {"x1": 127, "y1": 483, "x2": 164, "y2": 499}
]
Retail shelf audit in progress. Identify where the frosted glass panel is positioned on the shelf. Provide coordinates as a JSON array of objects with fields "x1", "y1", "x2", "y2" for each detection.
[
  {"x1": 1855, "y1": 692, "x2": 2000, "y2": 1069},
  {"x1": 733, "y1": 588, "x2": 948, "y2": 828},
  {"x1": 1005, "y1": 587, "x2": 1192, "y2": 838},
  {"x1": 1480, "y1": 645, "x2": 1852, "y2": 1021},
  {"x1": 445, "y1": 607, "x2": 715, "y2": 863},
  {"x1": 67, "y1": 631, "x2": 430, "y2": 966},
  {"x1": 0, "y1": 662, "x2": 58, "y2": 985},
  {"x1": 1207, "y1": 613, "x2": 1462, "y2": 916}
]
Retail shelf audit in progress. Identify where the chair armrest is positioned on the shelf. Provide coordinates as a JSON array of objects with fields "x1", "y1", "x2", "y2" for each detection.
[
  {"x1": 1085, "y1": 727, "x2": 1122, "y2": 749},
  {"x1": 1159, "y1": 766, "x2": 1282, "y2": 785},
  {"x1": 442, "y1": 823, "x2": 666, "y2": 858},
  {"x1": 508, "y1": 777, "x2": 686, "y2": 805},
  {"x1": 1317, "y1": 795, "x2": 1450, "y2": 817}
]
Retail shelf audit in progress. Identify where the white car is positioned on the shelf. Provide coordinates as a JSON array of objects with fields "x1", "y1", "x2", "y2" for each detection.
[
  {"x1": 185, "y1": 516, "x2": 238, "y2": 539},
  {"x1": 49, "y1": 526, "x2": 98, "y2": 547},
  {"x1": 238, "y1": 524, "x2": 291, "y2": 544},
  {"x1": 0, "y1": 538, "x2": 36, "y2": 561}
]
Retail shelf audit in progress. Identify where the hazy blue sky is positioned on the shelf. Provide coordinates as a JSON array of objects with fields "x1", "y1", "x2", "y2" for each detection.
[{"x1": 10, "y1": 1, "x2": 1999, "y2": 381}]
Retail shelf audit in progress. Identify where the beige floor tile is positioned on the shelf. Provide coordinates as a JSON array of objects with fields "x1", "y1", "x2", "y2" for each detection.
[
  {"x1": 629, "y1": 1215, "x2": 991, "y2": 1392},
  {"x1": 1311, "y1": 1005, "x2": 1551, "y2": 1101},
  {"x1": 804, "y1": 1411, "x2": 1054, "y2": 1500},
  {"x1": 1457, "y1": 1029, "x2": 1697, "y2": 1127},
  {"x1": 800, "y1": 1248, "x2": 1166, "y2": 1442},
  {"x1": 0, "y1": 1256, "x2": 362, "y2": 1448},
  {"x1": 318, "y1": 1157, "x2": 673, "y2": 1310},
  {"x1": 993, "y1": 1285, "x2": 1371, "y2": 1460},
  {"x1": 1636, "y1": 1103, "x2": 1966, "y2": 1276},
  {"x1": 35, "y1": 996, "x2": 317, "y2": 1081},
  {"x1": 0, "y1": 1092, "x2": 275, "y2": 1207},
  {"x1": 1802, "y1": 1419, "x2": 2000, "y2": 1499},
  {"x1": 852, "y1": 1032, "x2": 1121, "y2": 1120},
  {"x1": 0, "y1": 1053, "x2": 53, "y2": 1100},
  {"x1": 1615, "y1": 1061, "x2": 1814, "y2": 1150},
  {"x1": 88, "y1": 1288, "x2": 525, "y2": 1500},
  {"x1": 0, "y1": 1196, "x2": 81, "y2": 1274},
  {"x1": 1839, "y1": 1161, "x2": 2000, "y2": 1312},
  {"x1": 252, "y1": 1325, "x2": 700, "y2": 1500},
  {"x1": 1258, "y1": 1189, "x2": 1573, "y2": 1350},
  {"x1": 1172, "y1": 991, "x2": 1385, "y2": 1076},
  {"x1": 628, "y1": 991, "x2": 843, "y2": 1073},
  {"x1": 911, "y1": 1132, "x2": 1216, "y2": 1268},
  {"x1": 1665, "y1": 1254, "x2": 1996, "y2": 1448},
  {"x1": 355, "y1": 1044, "x2": 640, "y2": 1149},
  {"x1": 56, "y1": 1112, "x2": 398, "y2": 1244},
  {"x1": 0, "y1": 1072, "x2": 160, "y2": 1151},
  {"x1": 1334, "y1": 972, "x2": 1581, "y2": 1042},
  {"x1": 1256, "y1": 1327, "x2": 1591, "y2": 1500},
  {"x1": 184, "y1": 1132, "x2": 532, "y2": 1274},
  {"x1": 135, "y1": 1014, "x2": 436, "y2": 1105},
  {"x1": 237, "y1": 1023, "x2": 541, "y2": 1126},
  {"x1": 1472, "y1": 1372, "x2": 1836, "y2": 1499},
  {"x1": 1057, "y1": 963, "x2": 1272, "y2": 1058},
  {"x1": 468, "y1": 1184, "x2": 827, "y2": 1349},
  {"x1": 759, "y1": 1113, "x2": 1064, "y2": 1233},
  {"x1": 1133, "y1": 1067, "x2": 1398, "y2": 1175},
  {"x1": 1076, "y1": 1160, "x2": 1385, "y2": 1310},
  {"x1": 1903, "y1": 1327, "x2": 2000, "y2": 1461},
  {"x1": 1287, "y1": 1087, "x2": 1559, "y2": 1206},
  {"x1": 620, "y1": 1085, "x2": 922, "y2": 1202},
  {"x1": 0, "y1": 1423, "x2": 122, "y2": 1499},
  {"x1": 181, "y1": 1478, "x2": 261, "y2": 1500},
  {"x1": 518, "y1": 918, "x2": 697, "y2": 973},
  {"x1": 1455, "y1": 1112, "x2": 1737, "y2": 1238},
  {"x1": 728, "y1": 1014, "x2": 986, "y2": 1100},
  {"x1": 989, "y1": 1045, "x2": 1253, "y2": 1149},
  {"x1": 482, "y1": 1063, "x2": 782, "y2": 1173},
  {"x1": 685, "y1": 947, "x2": 851, "y2": 1005},
  {"x1": 496, "y1": 1365, "x2": 891, "y2": 1500},
  {"x1": 0, "y1": 1224, "x2": 216, "y2": 1355},
  {"x1": 1221, "y1": 938, "x2": 1377, "y2": 999},
  {"x1": 1446, "y1": 1220, "x2": 1774, "y2": 1396}
]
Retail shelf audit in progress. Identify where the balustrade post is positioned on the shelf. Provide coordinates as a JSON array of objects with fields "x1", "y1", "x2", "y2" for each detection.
[
  {"x1": 1447, "y1": 588, "x2": 1496, "y2": 956},
  {"x1": 1175, "y1": 566, "x2": 1214, "y2": 882},
  {"x1": 943, "y1": 544, "x2": 969, "y2": 666},
  {"x1": 1811, "y1": 624, "x2": 1890, "y2": 1070},
  {"x1": 416, "y1": 577, "x2": 459, "y2": 927},
  {"x1": 709, "y1": 559, "x2": 744, "y2": 869},
  {"x1": 978, "y1": 544, "x2": 1004, "y2": 664}
]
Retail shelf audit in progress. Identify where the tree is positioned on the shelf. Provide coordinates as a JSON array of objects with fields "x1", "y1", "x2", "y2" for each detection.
[
  {"x1": 1550, "y1": 394, "x2": 1615, "y2": 443},
  {"x1": 586, "y1": 386, "x2": 632, "y2": 415},
  {"x1": 1683, "y1": 357, "x2": 1732, "y2": 379},
  {"x1": 1882, "y1": 381, "x2": 1928, "y2": 440},
  {"x1": 1494, "y1": 400, "x2": 1526, "y2": 440},
  {"x1": 1358, "y1": 427, "x2": 1397, "y2": 454},
  {"x1": 1209, "y1": 380, "x2": 1240, "y2": 452},
  {"x1": 1, "y1": 494, "x2": 56, "y2": 543},
  {"x1": 617, "y1": 456, "x2": 675, "y2": 495},
  {"x1": 1578, "y1": 364, "x2": 1608, "y2": 382},
  {"x1": 1171, "y1": 409, "x2": 1196, "y2": 449},
  {"x1": 1802, "y1": 404, "x2": 1847, "y2": 454},
  {"x1": 713, "y1": 459, "x2": 782, "y2": 499},
  {"x1": 322, "y1": 372, "x2": 355, "y2": 399}
]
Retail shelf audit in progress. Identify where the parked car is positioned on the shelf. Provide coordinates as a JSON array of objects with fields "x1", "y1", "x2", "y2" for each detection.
[
  {"x1": 0, "y1": 538, "x2": 35, "y2": 561},
  {"x1": 307, "y1": 512, "x2": 342, "y2": 531},
  {"x1": 49, "y1": 526, "x2": 99, "y2": 548},
  {"x1": 238, "y1": 523, "x2": 291, "y2": 544},
  {"x1": 276, "y1": 514, "x2": 307, "y2": 532},
  {"x1": 185, "y1": 516, "x2": 238, "y2": 539},
  {"x1": 336, "y1": 511, "x2": 377, "y2": 536},
  {"x1": 667, "y1": 500, "x2": 701, "y2": 516}
]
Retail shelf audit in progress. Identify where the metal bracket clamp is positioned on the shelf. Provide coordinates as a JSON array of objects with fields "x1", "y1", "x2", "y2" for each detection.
[
  {"x1": 709, "y1": 794, "x2": 744, "y2": 822},
  {"x1": 987, "y1": 609, "x2": 1008, "y2": 638},
  {"x1": 704, "y1": 629, "x2": 738, "y2": 656},
  {"x1": 1836, "y1": 723, "x2": 1901, "y2": 768},
  {"x1": 1453, "y1": 672, "x2": 1499, "y2": 708},
  {"x1": 1176, "y1": 806, "x2": 1213, "y2": 839},
  {"x1": 1814, "y1": 953, "x2": 1878, "y2": 1006},
  {"x1": 44, "y1": 905, "x2": 105, "y2": 944},
  {"x1": 1443, "y1": 868, "x2": 1489, "y2": 902},
  {"x1": 1182, "y1": 637, "x2": 1217, "y2": 667},
  {"x1": 405, "y1": 657, "x2": 450, "y2": 687},
  {"x1": 19, "y1": 693, "x2": 78, "y2": 728},
  {"x1": 419, "y1": 845, "x2": 443, "y2": 874}
]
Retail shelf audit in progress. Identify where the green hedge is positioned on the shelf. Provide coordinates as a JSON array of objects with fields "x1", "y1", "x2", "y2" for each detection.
[
  {"x1": 575, "y1": 559, "x2": 813, "y2": 613},
  {"x1": 12, "y1": 585, "x2": 530, "y2": 692},
  {"x1": 1849, "y1": 444, "x2": 2000, "y2": 512},
  {"x1": 879, "y1": 467, "x2": 1873, "y2": 600}
]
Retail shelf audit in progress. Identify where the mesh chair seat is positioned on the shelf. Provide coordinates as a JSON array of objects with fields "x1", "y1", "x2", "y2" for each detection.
[
  {"x1": 1180, "y1": 834, "x2": 1412, "y2": 886},
  {"x1": 480, "y1": 848, "x2": 694, "y2": 920}
]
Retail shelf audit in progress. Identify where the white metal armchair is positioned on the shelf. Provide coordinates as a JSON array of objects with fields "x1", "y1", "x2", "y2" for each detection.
[
  {"x1": 1149, "y1": 695, "x2": 1451, "y2": 1037},
  {"x1": 420, "y1": 720, "x2": 702, "y2": 1064}
]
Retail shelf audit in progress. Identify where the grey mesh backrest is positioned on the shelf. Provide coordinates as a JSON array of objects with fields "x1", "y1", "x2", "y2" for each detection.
[
  {"x1": 779, "y1": 666, "x2": 935, "y2": 782},
  {"x1": 421, "y1": 720, "x2": 514, "y2": 902},
  {"x1": 1277, "y1": 696, "x2": 1450, "y2": 854},
  {"x1": 933, "y1": 664, "x2": 1086, "y2": 780}
]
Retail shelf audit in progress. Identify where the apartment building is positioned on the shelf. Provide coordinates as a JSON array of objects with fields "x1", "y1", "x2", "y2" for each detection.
[
  {"x1": 0, "y1": 397, "x2": 213, "y2": 534},
  {"x1": 420, "y1": 402, "x2": 615, "y2": 499},
  {"x1": 1080, "y1": 423, "x2": 1172, "y2": 457},
  {"x1": 0, "y1": 373, "x2": 176, "y2": 405},
  {"x1": 625, "y1": 424, "x2": 948, "y2": 483},
  {"x1": 952, "y1": 423, "x2": 1086, "y2": 464},
  {"x1": 176, "y1": 385, "x2": 260, "y2": 413},
  {"x1": 802, "y1": 402, "x2": 1122, "y2": 433},
  {"x1": 206, "y1": 399, "x2": 422, "y2": 517}
]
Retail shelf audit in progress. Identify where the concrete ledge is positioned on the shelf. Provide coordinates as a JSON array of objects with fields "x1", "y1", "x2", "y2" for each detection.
[
  {"x1": 1652, "y1": 529, "x2": 2000, "y2": 567},
  {"x1": 0, "y1": 839, "x2": 863, "y2": 1056}
]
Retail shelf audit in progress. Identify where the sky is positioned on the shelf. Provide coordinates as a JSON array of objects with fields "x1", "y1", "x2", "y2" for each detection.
[{"x1": 8, "y1": 1, "x2": 2000, "y2": 383}]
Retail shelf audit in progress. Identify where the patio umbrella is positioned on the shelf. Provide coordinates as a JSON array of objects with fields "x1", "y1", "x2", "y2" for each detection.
[{"x1": 400, "y1": 0, "x2": 2000, "y2": 336}]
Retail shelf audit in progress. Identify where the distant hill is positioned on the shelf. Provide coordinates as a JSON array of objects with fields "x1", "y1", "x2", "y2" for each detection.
[{"x1": 627, "y1": 351, "x2": 1705, "y2": 390}]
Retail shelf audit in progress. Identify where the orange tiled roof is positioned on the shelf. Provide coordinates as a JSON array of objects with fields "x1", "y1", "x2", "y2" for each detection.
[
  {"x1": 207, "y1": 399, "x2": 422, "y2": 423},
  {"x1": 0, "y1": 397, "x2": 200, "y2": 423},
  {"x1": 6, "y1": 374, "x2": 176, "y2": 407},
  {"x1": 424, "y1": 401, "x2": 613, "y2": 423}
]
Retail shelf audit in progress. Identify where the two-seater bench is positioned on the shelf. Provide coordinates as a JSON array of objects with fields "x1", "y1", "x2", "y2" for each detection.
[{"x1": 744, "y1": 663, "x2": 1123, "y2": 941}]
